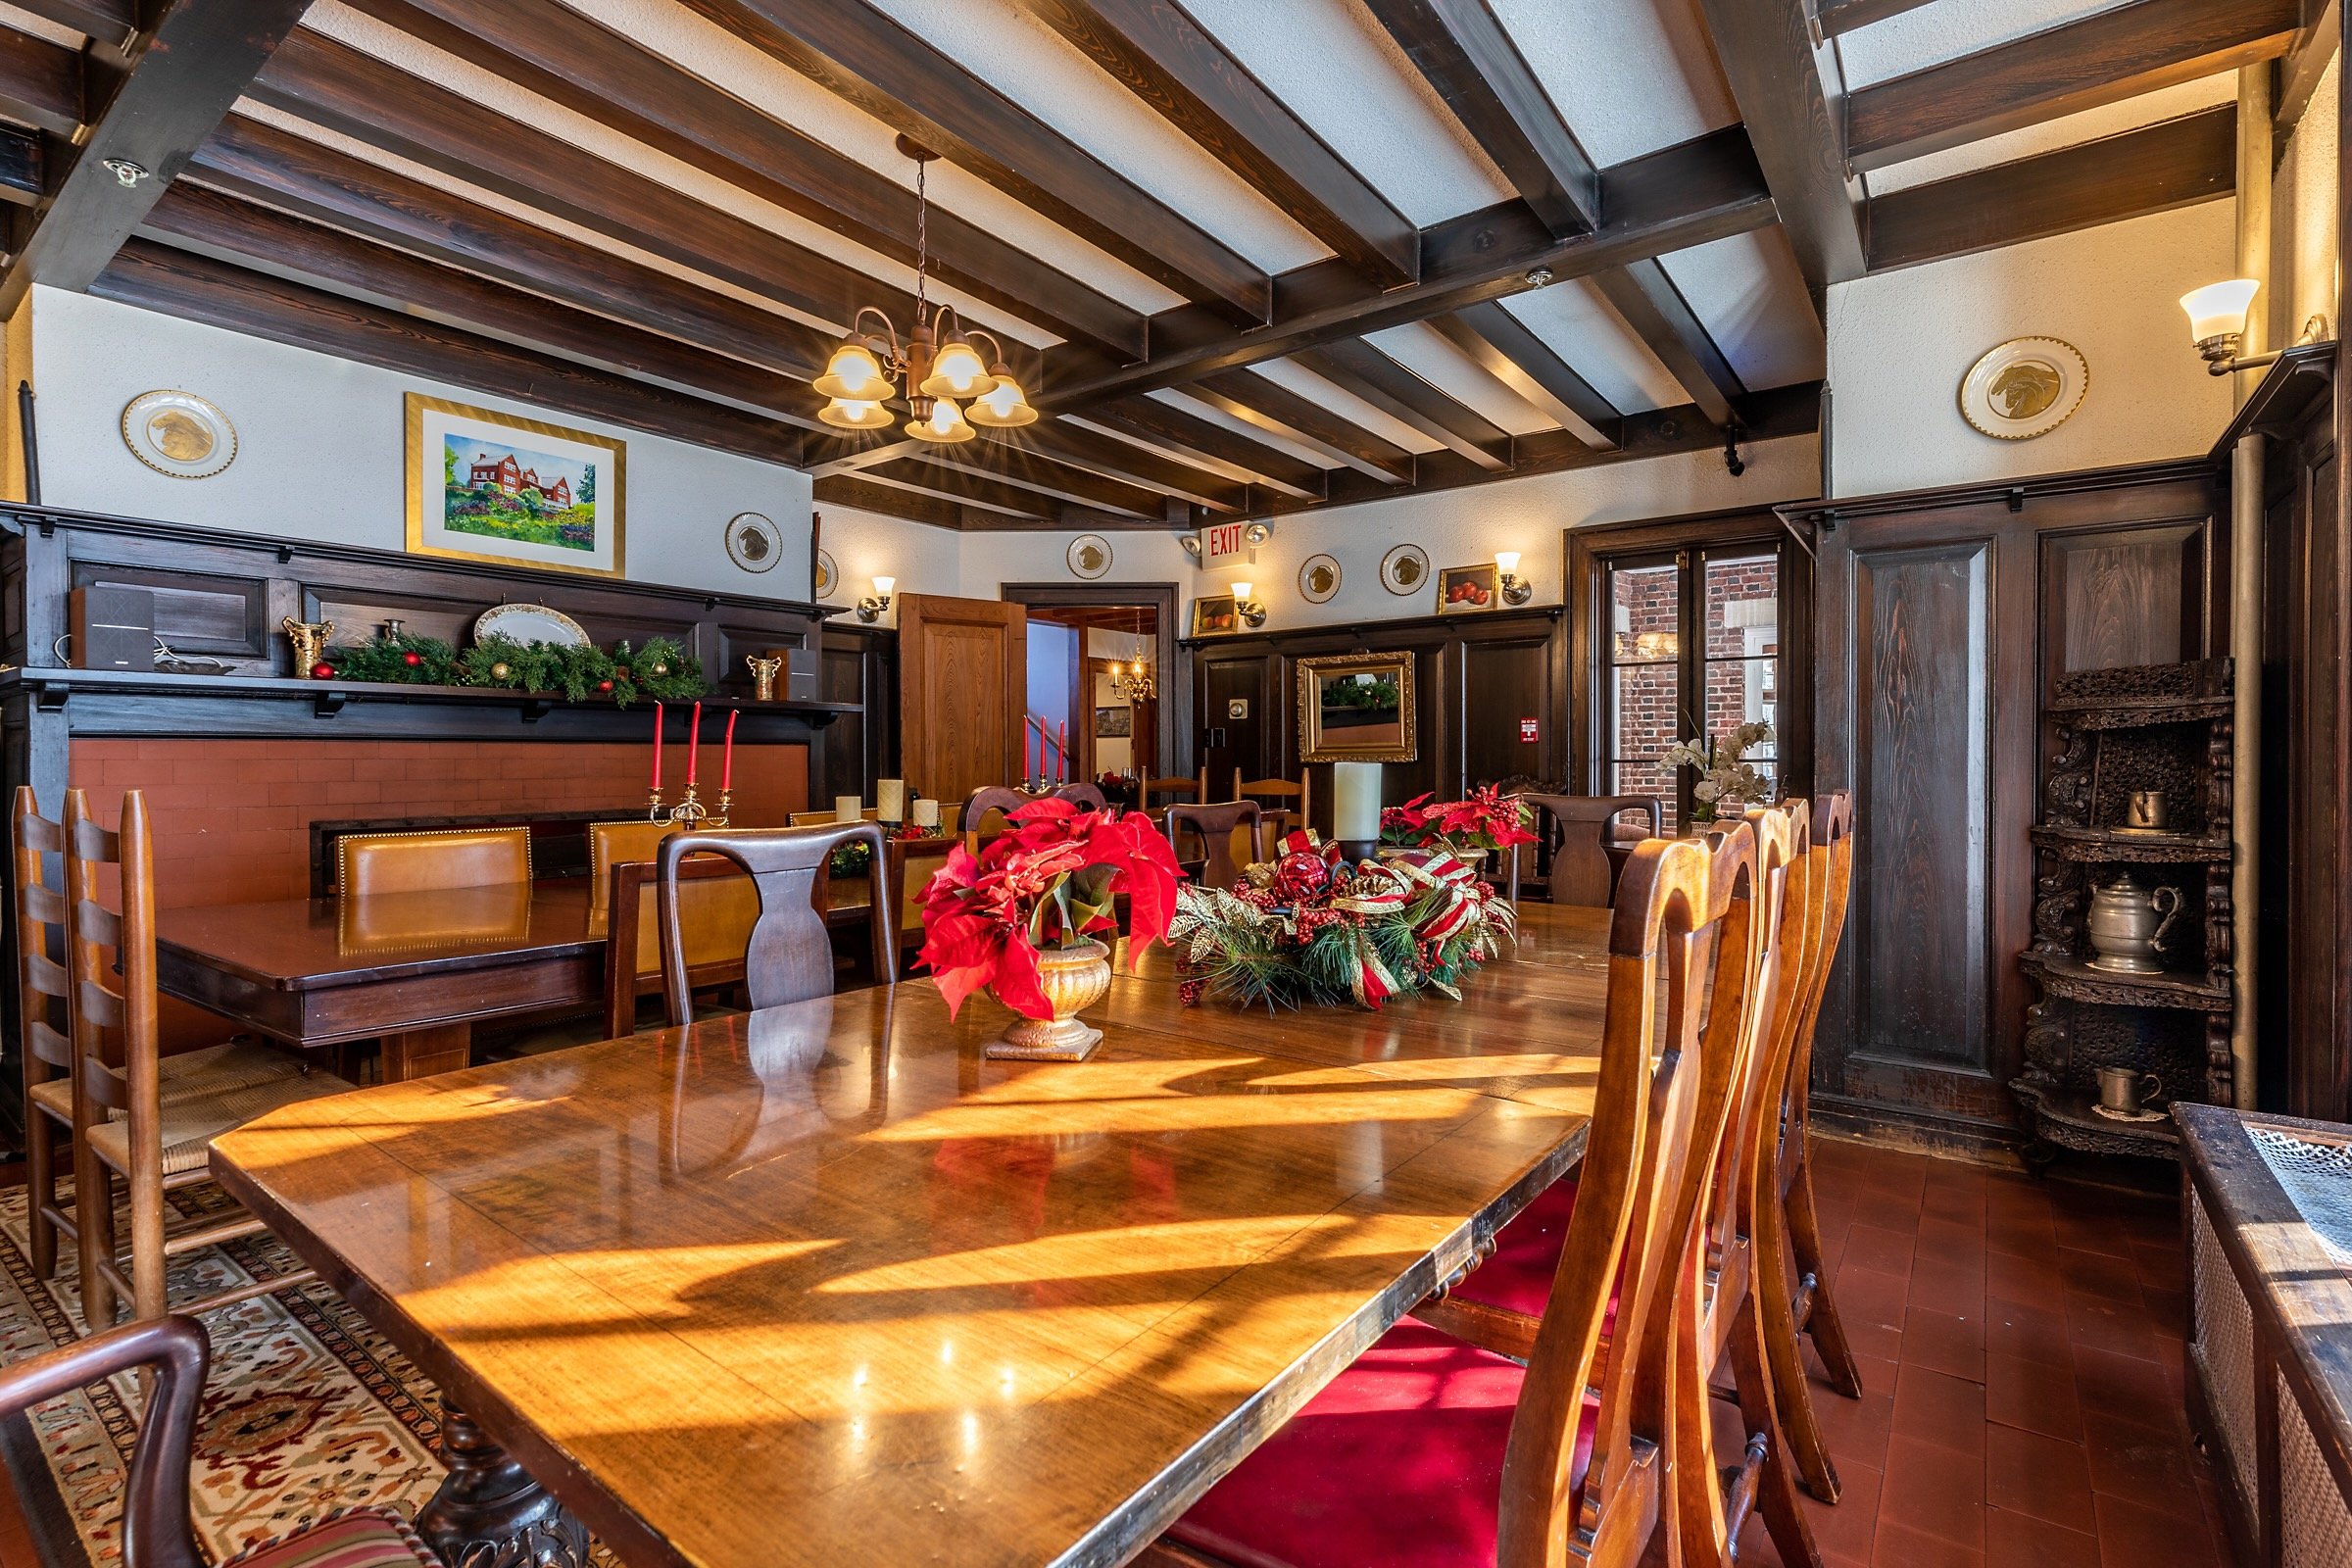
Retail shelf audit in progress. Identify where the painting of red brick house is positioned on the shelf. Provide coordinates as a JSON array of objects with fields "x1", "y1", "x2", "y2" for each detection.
[{"x1": 409, "y1": 393, "x2": 625, "y2": 578}]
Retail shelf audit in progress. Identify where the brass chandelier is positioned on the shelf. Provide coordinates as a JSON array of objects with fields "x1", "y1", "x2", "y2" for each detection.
[{"x1": 816, "y1": 139, "x2": 1038, "y2": 442}]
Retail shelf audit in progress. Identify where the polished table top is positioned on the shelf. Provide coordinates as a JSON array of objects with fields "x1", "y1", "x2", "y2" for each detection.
[
  {"x1": 154, "y1": 882, "x2": 604, "y2": 991},
  {"x1": 211, "y1": 903, "x2": 1609, "y2": 1568}
]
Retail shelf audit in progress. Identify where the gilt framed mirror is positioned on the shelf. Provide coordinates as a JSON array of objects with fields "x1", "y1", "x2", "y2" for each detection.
[{"x1": 1297, "y1": 652, "x2": 1417, "y2": 762}]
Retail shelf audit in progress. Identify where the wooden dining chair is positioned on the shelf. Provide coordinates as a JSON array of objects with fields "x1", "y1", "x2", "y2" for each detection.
[
  {"x1": 1139, "y1": 830, "x2": 1743, "y2": 1568},
  {"x1": 68, "y1": 790, "x2": 353, "y2": 1331},
  {"x1": 958, "y1": 784, "x2": 1040, "y2": 851},
  {"x1": 654, "y1": 821, "x2": 893, "y2": 1024},
  {"x1": 1054, "y1": 781, "x2": 1109, "y2": 810},
  {"x1": 603, "y1": 855, "x2": 761, "y2": 1037},
  {"x1": 0, "y1": 1312, "x2": 440, "y2": 1568},
  {"x1": 1163, "y1": 801, "x2": 1264, "y2": 889},
  {"x1": 1509, "y1": 793, "x2": 1661, "y2": 906},
  {"x1": 333, "y1": 824, "x2": 531, "y2": 897},
  {"x1": 587, "y1": 818, "x2": 678, "y2": 913},
  {"x1": 1234, "y1": 768, "x2": 1309, "y2": 836},
  {"x1": 1142, "y1": 774, "x2": 1200, "y2": 810}
]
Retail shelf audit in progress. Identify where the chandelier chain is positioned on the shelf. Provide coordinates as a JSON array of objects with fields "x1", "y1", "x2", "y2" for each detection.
[{"x1": 914, "y1": 156, "x2": 929, "y2": 324}]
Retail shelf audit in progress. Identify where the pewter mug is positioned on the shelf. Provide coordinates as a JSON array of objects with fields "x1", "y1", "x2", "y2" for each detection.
[
  {"x1": 2125, "y1": 790, "x2": 2168, "y2": 831},
  {"x1": 2096, "y1": 1065, "x2": 2162, "y2": 1115},
  {"x1": 2085, "y1": 875, "x2": 2182, "y2": 974}
]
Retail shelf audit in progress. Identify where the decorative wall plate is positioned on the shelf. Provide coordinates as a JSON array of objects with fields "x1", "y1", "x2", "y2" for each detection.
[
  {"x1": 1958, "y1": 337, "x2": 2088, "y2": 441},
  {"x1": 1298, "y1": 553, "x2": 1342, "y2": 604},
  {"x1": 1380, "y1": 543, "x2": 1430, "y2": 596},
  {"x1": 121, "y1": 390, "x2": 236, "y2": 478},
  {"x1": 473, "y1": 602, "x2": 590, "y2": 647},
  {"x1": 725, "y1": 511, "x2": 782, "y2": 573},
  {"x1": 1067, "y1": 533, "x2": 1112, "y2": 578},
  {"x1": 813, "y1": 548, "x2": 838, "y2": 597}
]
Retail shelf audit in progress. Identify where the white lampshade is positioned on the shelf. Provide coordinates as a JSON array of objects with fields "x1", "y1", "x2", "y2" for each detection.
[
  {"x1": 2180, "y1": 279, "x2": 2260, "y2": 343},
  {"x1": 966, "y1": 371, "x2": 1038, "y2": 427},
  {"x1": 1495, "y1": 551, "x2": 1521, "y2": 575},
  {"x1": 873, "y1": 575, "x2": 896, "y2": 597},
  {"x1": 1230, "y1": 581, "x2": 1252, "y2": 603},
  {"x1": 920, "y1": 337, "x2": 997, "y2": 399},
  {"x1": 906, "y1": 398, "x2": 975, "y2": 443},
  {"x1": 818, "y1": 397, "x2": 895, "y2": 430},
  {"x1": 813, "y1": 337, "x2": 894, "y2": 400}
]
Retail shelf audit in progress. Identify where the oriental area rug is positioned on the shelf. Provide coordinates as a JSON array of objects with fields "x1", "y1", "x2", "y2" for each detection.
[{"x1": 0, "y1": 1183, "x2": 619, "y2": 1567}]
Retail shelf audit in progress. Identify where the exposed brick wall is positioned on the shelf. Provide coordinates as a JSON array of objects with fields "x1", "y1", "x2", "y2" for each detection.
[{"x1": 1607, "y1": 559, "x2": 1781, "y2": 825}]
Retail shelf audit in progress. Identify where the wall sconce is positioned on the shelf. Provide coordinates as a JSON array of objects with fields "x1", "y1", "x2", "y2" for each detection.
[
  {"x1": 2181, "y1": 280, "x2": 2283, "y2": 376},
  {"x1": 1231, "y1": 580, "x2": 1266, "y2": 628},
  {"x1": 1495, "y1": 551, "x2": 1532, "y2": 606},
  {"x1": 857, "y1": 574, "x2": 896, "y2": 622}
]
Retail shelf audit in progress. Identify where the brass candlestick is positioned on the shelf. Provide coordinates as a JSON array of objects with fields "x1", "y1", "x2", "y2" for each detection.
[
  {"x1": 282, "y1": 616, "x2": 334, "y2": 678},
  {"x1": 648, "y1": 784, "x2": 730, "y2": 829},
  {"x1": 746, "y1": 653, "x2": 783, "y2": 701}
]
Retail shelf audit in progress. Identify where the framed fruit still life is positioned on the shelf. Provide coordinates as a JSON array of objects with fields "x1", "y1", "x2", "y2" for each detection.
[{"x1": 1438, "y1": 562, "x2": 1500, "y2": 612}]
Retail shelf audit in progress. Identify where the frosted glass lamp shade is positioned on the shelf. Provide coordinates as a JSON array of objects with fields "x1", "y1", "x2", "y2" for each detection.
[
  {"x1": 2180, "y1": 280, "x2": 2259, "y2": 346},
  {"x1": 818, "y1": 397, "x2": 895, "y2": 430},
  {"x1": 1495, "y1": 551, "x2": 1521, "y2": 575},
  {"x1": 813, "y1": 338, "x2": 894, "y2": 400},
  {"x1": 919, "y1": 337, "x2": 996, "y2": 399},
  {"x1": 1230, "y1": 581, "x2": 1252, "y2": 603},
  {"x1": 967, "y1": 371, "x2": 1038, "y2": 427},
  {"x1": 906, "y1": 399, "x2": 975, "y2": 443},
  {"x1": 873, "y1": 576, "x2": 896, "y2": 596}
]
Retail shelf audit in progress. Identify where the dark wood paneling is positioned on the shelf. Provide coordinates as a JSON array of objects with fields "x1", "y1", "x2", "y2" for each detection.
[
  {"x1": 820, "y1": 625, "x2": 898, "y2": 807},
  {"x1": 2041, "y1": 522, "x2": 2205, "y2": 687}
]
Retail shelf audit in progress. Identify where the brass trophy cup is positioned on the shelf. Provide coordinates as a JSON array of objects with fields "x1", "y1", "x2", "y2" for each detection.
[
  {"x1": 746, "y1": 653, "x2": 784, "y2": 702},
  {"x1": 283, "y1": 617, "x2": 334, "y2": 678}
]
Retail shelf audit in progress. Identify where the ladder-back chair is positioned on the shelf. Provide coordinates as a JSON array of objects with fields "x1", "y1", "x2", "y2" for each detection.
[{"x1": 1233, "y1": 768, "x2": 1309, "y2": 836}]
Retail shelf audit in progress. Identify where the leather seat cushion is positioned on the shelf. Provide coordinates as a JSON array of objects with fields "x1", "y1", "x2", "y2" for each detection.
[
  {"x1": 1163, "y1": 1317, "x2": 1594, "y2": 1568},
  {"x1": 338, "y1": 827, "x2": 530, "y2": 898}
]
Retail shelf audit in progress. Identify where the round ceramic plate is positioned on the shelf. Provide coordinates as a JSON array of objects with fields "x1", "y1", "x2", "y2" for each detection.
[
  {"x1": 1958, "y1": 336, "x2": 2087, "y2": 440},
  {"x1": 1067, "y1": 533, "x2": 1112, "y2": 578},
  {"x1": 474, "y1": 602, "x2": 590, "y2": 647},
  {"x1": 813, "y1": 548, "x2": 838, "y2": 597},
  {"x1": 726, "y1": 511, "x2": 783, "y2": 573},
  {"x1": 1298, "y1": 553, "x2": 1342, "y2": 604},
  {"x1": 1380, "y1": 543, "x2": 1430, "y2": 596},
  {"x1": 121, "y1": 389, "x2": 236, "y2": 478}
]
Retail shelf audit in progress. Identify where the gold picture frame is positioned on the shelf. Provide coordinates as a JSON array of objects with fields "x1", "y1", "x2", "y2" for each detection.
[
  {"x1": 406, "y1": 393, "x2": 626, "y2": 578},
  {"x1": 1298, "y1": 652, "x2": 1417, "y2": 763},
  {"x1": 1190, "y1": 593, "x2": 1240, "y2": 637}
]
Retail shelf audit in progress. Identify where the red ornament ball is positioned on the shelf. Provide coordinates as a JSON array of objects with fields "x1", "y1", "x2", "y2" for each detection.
[
  {"x1": 1272, "y1": 850, "x2": 1331, "y2": 904},
  {"x1": 598, "y1": 679, "x2": 615, "y2": 693},
  {"x1": 402, "y1": 651, "x2": 422, "y2": 667},
  {"x1": 310, "y1": 662, "x2": 333, "y2": 680}
]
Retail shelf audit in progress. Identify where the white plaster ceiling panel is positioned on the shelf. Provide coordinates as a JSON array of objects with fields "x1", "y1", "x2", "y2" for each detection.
[
  {"x1": 856, "y1": 0, "x2": 1333, "y2": 272},
  {"x1": 1838, "y1": 0, "x2": 2133, "y2": 88},
  {"x1": 1059, "y1": 414, "x2": 1267, "y2": 485},
  {"x1": 1172, "y1": 0, "x2": 1510, "y2": 224},
  {"x1": 1866, "y1": 72, "x2": 2236, "y2": 194},
  {"x1": 1657, "y1": 229, "x2": 1825, "y2": 390},
  {"x1": 1491, "y1": 0, "x2": 1739, "y2": 167},
  {"x1": 0, "y1": 2, "x2": 84, "y2": 47},
  {"x1": 1364, "y1": 321, "x2": 1558, "y2": 436},
  {"x1": 1252, "y1": 357, "x2": 1444, "y2": 454},
  {"x1": 1149, "y1": 387, "x2": 1342, "y2": 470},
  {"x1": 304, "y1": 3, "x2": 1055, "y2": 346},
  {"x1": 555, "y1": 0, "x2": 1186, "y2": 316},
  {"x1": 1497, "y1": 280, "x2": 1686, "y2": 414}
]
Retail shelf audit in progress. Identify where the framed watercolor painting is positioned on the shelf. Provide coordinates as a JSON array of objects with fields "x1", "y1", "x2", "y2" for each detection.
[
  {"x1": 406, "y1": 394, "x2": 626, "y2": 578},
  {"x1": 1191, "y1": 593, "x2": 1240, "y2": 637}
]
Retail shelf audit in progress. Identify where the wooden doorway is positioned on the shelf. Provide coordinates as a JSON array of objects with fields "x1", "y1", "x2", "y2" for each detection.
[
  {"x1": 1002, "y1": 583, "x2": 1186, "y2": 790},
  {"x1": 897, "y1": 593, "x2": 1027, "y2": 807}
]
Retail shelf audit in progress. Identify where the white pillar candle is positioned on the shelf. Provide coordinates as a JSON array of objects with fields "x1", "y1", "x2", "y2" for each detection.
[
  {"x1": 1332, "y1": 761, "x2": 1382, "y2": 843},
  {"x1": 876, "y1": 778, "x2": 906, "y2": 820},
  {"x1": 911, "y1": 798, "x2": 941, "y2": 829},
  {"x1": 835, "y1": 795, "x2": 862, "y2": 823}
]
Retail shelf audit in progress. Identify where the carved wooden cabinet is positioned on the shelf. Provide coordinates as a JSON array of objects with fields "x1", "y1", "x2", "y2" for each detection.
[{"x1": 2016, "y1": 659, "x2": 2235, "y2": 1164}]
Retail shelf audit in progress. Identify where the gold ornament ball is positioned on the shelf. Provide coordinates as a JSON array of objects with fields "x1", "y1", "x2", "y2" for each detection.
[
  {"x1": 651, "y1": 662, "x2": 670, "y2": 676},
  {"x1": 490, "y1": 661, "x2": 513, "y2": 681}
]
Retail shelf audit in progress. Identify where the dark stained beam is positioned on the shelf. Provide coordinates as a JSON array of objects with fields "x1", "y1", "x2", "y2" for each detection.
[
  {"x1": 1846, "y1": 0, "x2": 2299, "y2": 173},
  {"x1": 1590, "y1": 262, "x2": 1741, "y2": 427},
  {"x1": 918, "y1": 438, "x2": 1183, "y2": 519},
  {"x1": 1, "y1": 0, "x2": 317, "y2": 316},
  {"x1": 1192, "y1": 368, "x2": 1417, "y2": 483},
  {"x1": 347, "y1": 0, "x2": 1143, "y2": 361},
  {"x1": 813, "y1": 472, "x2": 963, "y2": 530},
  {"x1": 866, "y1": 458, "x2": 1189, "y2": 532},
  {"x1": 92, "y1": 240, "x2": 805, "y2": 464},
  {"x1": 980, "y1": 421, "x2": 1247, "y2": 513},
  {"x1": 673, "y1": 0, "x2": 1271, "y2": 323},
  {"x1": 139, "y1": 183, "x2": 822, "y2": 428},
  {"x1": 1432, "y1": 303, "x2": 1620, "y2": 449},
  {"x1": 1018, "y1": 0, "x2": 1415, "y2": 286},
  {"x1": 187, "y1": 116, "x2": 837, "y2": 382},
  {"x1": 1069, "y1": 399, "x2": 1328, "y2": 499},
  {"x1": 1291, "y1": 340, "x2": 1512, "y2": 470},
  {"x1": 1361, "y1": 0, "x2": 1596, "y2": 235},
  {"x1": 7, "y1": 1, "x2": 136, "y2": 46},
  {"x1": 0, "y1": 26, "x2": 81, "y2": 135},
  {"x1": 0, "y1": 124, "x2": 41, "y2": 207},
  {"x1": 1693, "y1": 0, "x2": 1866, "y2": 298},
  {"x1": 1815, "y1": 0, "x2": 1939, "y2": 37},
  {"x1": 1866, "y1": 104, "x2": 2236, "y2": 272},
  {"x1": 2276, "y1": 0, "x2": 2338, "y2": 138},
  {"x1": 249, "y1": 31, "x2": 924, "y2": 339}
]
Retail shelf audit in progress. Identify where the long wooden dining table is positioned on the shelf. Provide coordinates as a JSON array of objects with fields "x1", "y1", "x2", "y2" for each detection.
[{"x1": 209, "y1": 902, "x2": 1612, "y2": 1568}]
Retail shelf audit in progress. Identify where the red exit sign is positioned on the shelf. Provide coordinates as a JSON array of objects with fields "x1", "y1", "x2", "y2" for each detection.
[{"x1": 1200, "y1": 522, "x2": 1250, "y2": 567}]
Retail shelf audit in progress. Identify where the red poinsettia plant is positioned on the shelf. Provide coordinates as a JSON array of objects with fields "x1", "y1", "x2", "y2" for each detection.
[
  {"x1": 1381, "y1": 785, "x2": 1541, "y2": 858},
  {"x1": 917, "y1": 798, "x2": 1180, "y2": 1020}
]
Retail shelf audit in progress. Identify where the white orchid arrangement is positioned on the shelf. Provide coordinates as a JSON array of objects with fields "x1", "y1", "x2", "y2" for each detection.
[{"x1": 1660, "y1": 719, "x2": 1775, "y2": 822}]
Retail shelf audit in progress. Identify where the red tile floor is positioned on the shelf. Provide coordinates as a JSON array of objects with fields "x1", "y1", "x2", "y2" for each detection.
[{"x1": 1741, "y1": 1137, "x2": 2233, "y2": 1568}]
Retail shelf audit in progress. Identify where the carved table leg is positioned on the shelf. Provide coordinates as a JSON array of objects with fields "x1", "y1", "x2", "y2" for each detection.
[{"x1": 416, "y1": 1400, "x2": 590, "y2": 1568}]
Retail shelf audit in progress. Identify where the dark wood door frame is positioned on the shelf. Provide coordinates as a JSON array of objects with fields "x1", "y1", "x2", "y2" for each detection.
[{"x1": 1000, "y1": 583, "x2": 1189, "y2": 785}]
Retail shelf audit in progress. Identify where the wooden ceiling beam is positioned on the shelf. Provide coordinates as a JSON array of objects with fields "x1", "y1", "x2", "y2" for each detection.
[
  {"x1": 1693, "y1": 0, "x2": 1866, "y2": 300},
  {"x1": 1361, "y1": 0, "x2": 1596, "y2": 235},
  {"x1": 187, "y1": 116, "x2": 838, "y2": 382},
  {"x1": 1814, "y1": 0, "x2": 1939, "y2": 37},
  {"x1": 2274, "y1": 0, "x2": 2337, "y2": 138},
  {"x1": 6, "y1": 1, "x2": 135, "y2": 47},
  {"x1": 1192, "y1": 368, "x2": 1417, "y2": 483},
  {"x1": 977, "y1": 422, "x2": 1248, "y2": 513},
  {"x1": 813, "y1": 472, "x2": 964, "y2": 530},
  {"x1": 917, "y1": 438, "x2": 1186, "y2": 520},
  {"x1": 864, "y1": 458, "x2": 1181, "y2": 531},
  {"x1": 0, "y1": 125, "x2": 42, "y2": 207},
  {"x1": 1846, "y1": 0, "x2": 2299, "y2": 173},
  {"x1": 140, "y1": 183, "x2": 823, "y2": 429},
  {"x1": 1431, "y1": 303, "x2": 1620, "y2": 449},
  {"x1": 92, "y1": 239, "x2": 805, "y2": 464},
  {"x1": 674, "y1": 0, "x2": 1271, "y2": 323},
  {"x1": 1019, "y1": 0, "x2": 1417, "y2": 286},
  {"x1": 347, "y1": 0, "x2": 1143, "y2": 362},
  {"x1": 250, "y1": 31, "x2": 924, "y2": 341},
  {"x1": 0, "y1": 26, "x2": 82, "y2": 135},
  {"x1": 1590, "y1": 261, "x2": 1742, "y2": 427},
  {"x1": 1291, "y1": 340, "x2": 1512, "y2": 470},
  {"x1": 1866, "y1": 104, "x2": 2236, "y2": 272},
  {"x1": 1067, "y1": 399, "x2": 1328, "y2": 499},
  {"x1": 0, "y1": 0, "x2": 316, "y2": 317}
]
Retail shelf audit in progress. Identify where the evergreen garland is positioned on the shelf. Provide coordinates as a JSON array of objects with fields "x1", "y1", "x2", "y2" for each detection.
[{"x1": 318, "y1": 632, "x2": 705, "y2": 709}]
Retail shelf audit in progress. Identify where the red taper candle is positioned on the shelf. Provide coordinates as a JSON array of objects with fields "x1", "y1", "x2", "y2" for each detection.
[
  {"x1": 650, "y1": 701, "x2": 663, "y2": 790},
  {"x1": 720, "y1": 708, "x2": 738, "y2": 793},
  {"x1": 685, "y1": 701, "x2": 702, "y2": 786}
]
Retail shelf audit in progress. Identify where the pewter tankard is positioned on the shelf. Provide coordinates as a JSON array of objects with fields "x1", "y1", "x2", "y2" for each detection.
[{"x1": 2085, "y1": 875, "x2": 2181, "y2": 974}]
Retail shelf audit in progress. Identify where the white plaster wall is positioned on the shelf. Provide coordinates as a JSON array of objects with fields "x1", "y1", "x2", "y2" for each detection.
[
  {"x1": 29, "y1": 287, "x2": 814, "y2": 599},
  {"x1": 813, "y1": 504, "x2": 963, "y2": 622},
  {"x1": 1823, "y1": 201, "x2": 2236, "y2": 498},
  {"x1": 2274, "y1": 55, "x2": 2340, "y2": 352},
  {"x1": 957, "y1": 529, "x2": 1199, "y2": 600}
]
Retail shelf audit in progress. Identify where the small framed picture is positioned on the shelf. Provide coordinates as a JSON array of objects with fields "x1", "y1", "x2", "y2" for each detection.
[
  {"x1": 1191, "y1": 593, "x2": 1239, "y2": 637},
  {"x1": 408, "y1": 393, "x2": 624, "y2": 577},
  {"x1": 1438, "y1": 562, "x2": 1501, "y2": 612}
]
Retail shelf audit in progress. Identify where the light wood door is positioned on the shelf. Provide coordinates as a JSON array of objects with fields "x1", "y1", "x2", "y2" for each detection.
[{"x1": 898, "y1": 593, "x2": 1026, "y2": 806}]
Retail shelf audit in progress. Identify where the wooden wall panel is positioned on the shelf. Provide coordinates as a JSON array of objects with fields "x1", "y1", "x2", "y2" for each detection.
[{"x1": 2041, "y1": 520, "x2": 2206, "y2": 686}]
